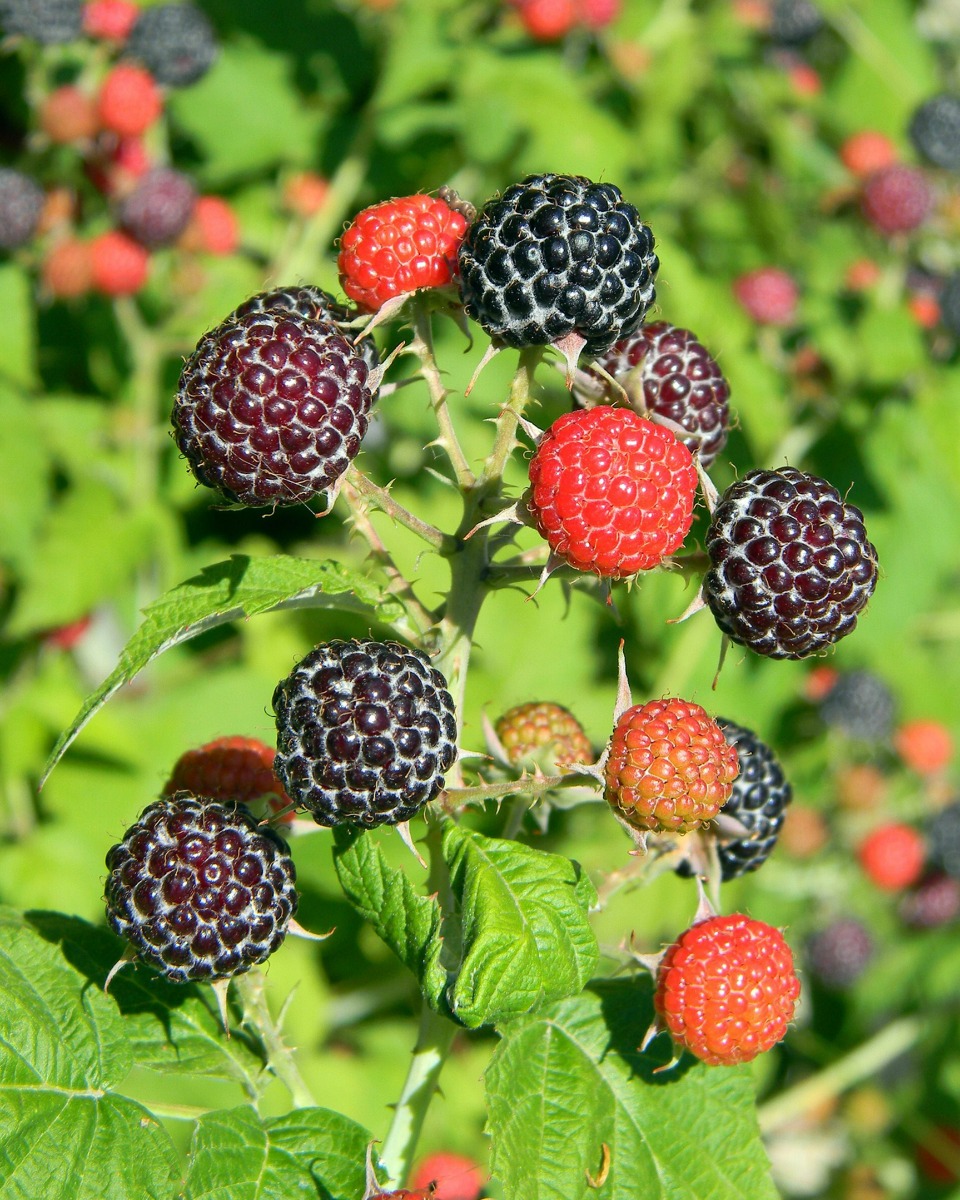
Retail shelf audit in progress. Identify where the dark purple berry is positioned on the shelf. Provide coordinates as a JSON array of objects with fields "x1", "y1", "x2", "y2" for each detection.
[
  {"x1": 909, "y1": 94, "x2": 960, "y2": 171},
  {"x1": 940, "y1": 273, "x2": 960, "y2": 336},
  {"x1": 124, "y1": 2, "x2": 217, "y2": 87},
  {"x1": 769, "y1": 0, "x2": 824, "y2": 45},
  {"x1": 900, "y1": 873, "x2": 960, "y2": 929},
  {"x1": 173, "y1": 308, "x2": 373, "y2": 507},
  {"x1": 231, "y1": 286, "x2": 380, "y2": 375},
  {"x1": 583, "y1": 322, "x2": 730, "y2": 468},
  {"x1": 818, "y1": 670, "x2": 896, "y2": 742},
  {"x1": 273, "y1": 639, "x2": 458, "y2": 828},
  {"x1": 0, "y1": 0, "x2": 82, "y2": 42},
  {"x1": 0, "y1": 168, "x2": 44, "y2": 249},
  {"x1": 119, "y1": 168, "x2": 196, "y2": 248},
  {"x1": 807, "y1": 919, "x2": 873, "y2": 989},
  {"x1": 927, "y1": 801, "x2": 960, "y2": 879},
  {"x1": 104, "y1": 795, "x2": 297, "y2": 983},
  {"x1": 703, "y1": 466, "x2": 879, "y2": 659},
  {"x1": 457, "y1": 172, "x2": 658, "y2": 357}
]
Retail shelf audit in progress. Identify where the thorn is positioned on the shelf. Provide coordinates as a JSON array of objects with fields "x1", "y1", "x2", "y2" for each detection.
[
  {"x1": 613, "y1": 640, "x2": 633, "y2": 722},
  {"x1": 550, "y1": 331, "x2": 588, "y2": 388},
  {"x1": 464, "y1": 342, "x2": 503, "y2": 396},
  {"x1": 711, "y1": 634, "x2": 731, "y2": 690},
  {"x1": 651, "y1": 1050, "x2": 684, "y2": 1075},
  {"x1": 103, "y1": 946, "x2": 138, "y2": 993},
  {"x1": 464, "y1": 499, "x2": 524, "y2": 541},
  {"x1": 366, "y1": 339, "x2": 406, "y2": 394},
  {"x1": 210, "y1": 978, "x2": 232, "y2": 1036},
  {"x1": 525, "y1": 551, "x2": 564, "y2": 600},
  {"x1": 288, "y1": 917, "x2": 336, "y2": 941},
  {"x1": 668, "y1": 585, "x2": 707, "y2": 625},
  {"x1": 395, "y1": 819, "x2": 427, "y2": 868},
  {"x1": 517, "y1": 414, "x2": 545, "y2": 443},
  {"x1": 695, "y1": 455, "x2": 721, "y2": 514},
  {"x1": 359, "y1": 296, "x2": 409, "y2": 345}
]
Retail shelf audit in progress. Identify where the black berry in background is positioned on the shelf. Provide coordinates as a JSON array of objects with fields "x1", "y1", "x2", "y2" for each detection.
[
  {"x1": 703, "y1": 467, "x2": 879, "y2": 660},
  {"x1": 807, "y1": 919, "x2": 874, "y2": 989},
  {"x1": 231, "y1": 285, "x2": 380, "y2": 374},
  {"x1": 909, "y1": 94, "x2": 960, "y2": 171},
  {"x1": 818, "y1": 670, "x2": 896, "y2": 742},
  {"x1": 125, "y1": 2, "x2": 217, "y2": 87},
  {"x1": 458, "y1": 172, "x2": 658, "y2": 356},
  {"x1": 173, "y1": 308, "x2": 373, "y2": 507},
  {"x1": 940, "y1": 273, "x2": 960, "y2": 336},
  {"x1": 273, "y1": 639, "x2": 458, "y2": 828},
  {"x1": 0, "y1": 168, "x2": 44, "y2": 250},
  {"x1": 119, "y1": 167, "x2": 197, "y2": 248},
  {"x1": 928, "y1": 801, "x2": 960, "y2": 879},
  {"x1": 0, "y1": 0, "x2": 82, "y2": 42},
  {"x1": 769, "y1": 0, "x2": 824, "y2": 45},
  {"x1": 900, "y1": 873, "x2": 960, "y2": 929},
  {"x1": 104, "y1": 795, "x2": 297, "y2": 984}
]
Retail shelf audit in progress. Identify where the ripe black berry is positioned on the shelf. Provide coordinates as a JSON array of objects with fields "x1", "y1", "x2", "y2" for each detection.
[
  {"x1": 273, "y1": 639, "x2": 458, "y2": 828},
  {"x1": 104, "y1": 795, "x2": 297, "y2": 983},
  {"x1": 818, "y1": 670, "x2": 895, "y2": 742},
  {"x1": 940, "y1": 272, "x2": 960, "y2": 336},
  {"x1": 900, "y1": 873, "x2": 960, "y2": 929},
  {"x1": 928, "y1": 801, "x2": 960, "y2": 879},
  {"x1": 458, "y1": 172, "x2": 658, "y2": 356},
  {"x1": 584, "y1": 322, "x2": 730, "y2": 468},
  {"x1": 124, "y1": 2, "x2": 217, "y2": 87},
  {"x1": 703, "y1": 467, "x2": 879, "y2": 659},
  {"x1": 119, "y1": 167, "x2": 196, "y2": 248},
  {"x1": 806, "y1": 918, "x2": 873, "y2": 989},
  {"x1": 0, "y1": 0, "x2": 82, "y2": 42},
  {"x1": 231, "y1": 285, "x2": 380, "y2": 374},
  {"x1": 0, "y1": 168, "x2": 44, "y2": 250},
  {"x1": 173, "y1": 308, "x2": 373, "y2": 507},
  {"x1": 909, "y1": 94, "x2": 960, "y2": 171},
  {"x1": 769, "y1": 0, "x2": 824, "y2": 45}
]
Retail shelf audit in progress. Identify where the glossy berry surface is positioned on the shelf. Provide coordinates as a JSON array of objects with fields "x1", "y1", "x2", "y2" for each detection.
[
  {"x1": 654, "y1": 913, "x2": 800, "y2": 1066},
  {"x1": 231, "y1": 285, "x2": 379, "y2": 374},
  {"x1": 173, "y1": 309, "x2": 372, "y2": 507},
  {"x1": 806, "y1": 919, "x2": 874, "y2": 989},
  {"x1": 858, "y1": 823, "x2": 925, "y2": 891},
  {"x1": 458, "y1": 172, "x2": 658, "y2": 355},
  {"x1": 495, "y1": 701, "x2": 593, "y2": 770},
  {"x1": 527, "y1": 407, "x2": 697, "y2": 578},
  {"x1": 909, "y1": 93, "x2": 960, "y2": 170},
  {"x1": 124, "y1": 1, "x2": 217, "y2": 86},
  {"x1": 604, "y1": 699, "x2": 739, "y2": 833},
  {"x1": 164, "y1": 736, "x2": 291, "y2": 816},
  {"x1": 0, "y1": 169, "x2": 44, "y2": 249},
  {"x1": 0, "y1": 0, "x2": 83, "y2": 42},
  {"x1": 588, "y1": 321, "x2": 730, "y2": 468},
  {"x1": 338, "y1": 194, "x2": 468, "y2": 312},
  {"x1": 703, "y1": 466, "x2": 879, "y2": 659},
  {"x1": 119, "y1": 167, "x2": 196, "y2": 247},
  {"x1": 104, "y1": 795, "x2": 297, "y2": 983},
  {"x1": 818, "y1": 670, "x2": 895, "y2": 742},
  {"x1": 861, "y1": 165, "x2": 932, "y2": 234},
  {"x1": 273, "y1": 639, "x2": 458, "y2": 828}
]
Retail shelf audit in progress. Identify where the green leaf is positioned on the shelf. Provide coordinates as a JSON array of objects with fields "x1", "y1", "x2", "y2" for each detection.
[
  {"x1": 185, "y1": 1105, "x2": 373, "y2": 1200},
  {"x1": 332, "y1": 827, "x2": 449, "y2": 1014},
  {"x1": 485, "y1": 980, "x2": 778, "y2": 1200},
  {"x1": 0, "y1": 263, "x2": 36, "y2": 387},
  {"x1": 0, "y1": 908, "x2": 181, "y2": 1200},
  {"x1": 41, "y1": 554, "x2": 402, "y2": 786},
  {"x1": 443, "y1": 824, "x2": 598, "y2": 1029}
]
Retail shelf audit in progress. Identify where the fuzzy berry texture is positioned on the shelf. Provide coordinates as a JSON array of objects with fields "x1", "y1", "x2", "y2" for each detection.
[
  {"x1": 97, "y1": 64, "x2": 163, "y2": 137},
  {"x1": 858, "y1": 823, "x2": 925, "y2": 891},
  {"x1": 83, "y1": 0, "x2": 138, "y2": 40},
  {"x1": 273, "y1": 639, "x2": 458, "y2": 828},
  {"x1": 604, "y1": 699, "x2": 739, "y2": 834},
  {"x1": 806, "y1": 919, "x2": 873, "y2": 989},
  {"x1": 527, "y1": 407, "x2": 697, "y2": 578},
  {"x1": 732, "y1": 267, "x2": 798, "y2": 325},
  {"x1": 909, "y1": 93, "x2": 960, "y2": 170},
  {"x1": 124, "y1": 1, "x2": 217, "y2": 87},
  {"x1": 230, "y1": 285, "x2": 379, "y2": 374},
  {"x1": 119, "y1": 167, "x2": 196, "y2": 247},
  {"x1": 338, "y1": 194, "x2": 468, "y2": 313},
  {"x1": 104, "y1": 795, "x2": 297, "y2": 983},
  {"x1": 587, "y1": 321, "x2": 730, "y2": 469},
  {"x1": 411, "y1": 1153, "x2": 485, "y2": 1200},
  {"x1": 895, "y1": 719, "x2": 953, "y2": 775},
  {"x1": 840, "y1": 131, "x2": 898, "y2": 177},
  {"x1": 458, "y1": 172, "x2": 658, "y2": 355},
  {"x1": 173, "y1": 309, "x2": 372, "y2": 508},
  {"x1": 40, "y1": 85, "x2": 99, "y2": 143},
  {"x1": 0, "y1": 169, "x2": 44, "y2": 250},
  {"x1": 817, "y1": 669, "x2": 896, "y2": 742},
  {"x1": 861, "y1": 165, "x2": 932, "y2": 235},
  {"x1": 703, "y1": 466, "x2": 879, "y2": 659},
  {"x1": 0, "y1": 0, "x2": 83, "y2": 42},
  {"x1": 495, "y1": 701, "x2": 593, "y2": 771},
  {"x1": 164, "y1": 736, "x2": 292, "y2": 820},
  {"x1": 179, "y1": 195, "x2": 239, "y2": 256},
  {"x1": 89, "y1": 229, "x2": 149, "y2": 295},
  {"x1": 654, "y1": 913, "x2": 800, "y2": 1066}
]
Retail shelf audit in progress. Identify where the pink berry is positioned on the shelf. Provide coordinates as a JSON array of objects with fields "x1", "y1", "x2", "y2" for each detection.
[
  {"x1": 83, "y1": 0, "x2": 139, "y2": 41},
  {"x1": 97, "y1": 64, "x2": 163, "y2": 138},
  {"x1": 179, "y1": 195, "x2": 239, "y2": 256},
  {"x1": 733, "y1": 266, "x2": 799, "y2": 325},
  {"x1": 861, "y1": 164, "x2": 932, "y2": 235},
  {"x1": 516, "y1": 0, "x2": 578, "y2": 39},
  {"x1": 858, "y1": 823, "x2": 926, "y2": 892},
  {"x1": 90, "y1": 230, "x2": 149, "y2": 295},
  {"x1": 410, "y1": 1153, "x2": 484, "y2": 1200}
]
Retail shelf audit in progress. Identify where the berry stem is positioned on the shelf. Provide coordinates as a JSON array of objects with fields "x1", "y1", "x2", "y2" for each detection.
[
  {"x1": 446, "y1": 773, "x2": 593, "y2": 806},
  {"x1": 477, "y1": 347, "x2": 542, "y2": 491},
  {"x1": 344, "y1": 465, "x2": 451, "y2": 553},
  {"x1": 236, "y1": 969, "x2": 318, "y2": 1110},
  {"x1": 409, "y1": 297, "x2": 476, "y2": 489},
  {"x1": 113, "y1": 296, "x2": 165, "y2": 509}
]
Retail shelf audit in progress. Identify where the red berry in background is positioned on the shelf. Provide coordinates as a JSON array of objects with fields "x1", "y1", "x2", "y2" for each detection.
[
  {"x1": 527, "y1": 407, "x2": 697, "y2": 578},
  {"x1": 804, "y1": 664, "x2": 839, "y2": 702},
  {"x1": 411, "y1": 1153, "x2": 484, "y2": 1200},
  {"x1": 42, "y1": 615, "x2": 92, "y2": 650},
  {"x1": 83, "y1": 0, "x2": 139, "y2": 40},
  {"x1": 733, "y1": 266, "x2": 799, "y2": 325},
  {"x1": 39, "y1": 85, "x2": 99, "y2": 143},
  {"x1": 916, "y1": 1126, "x2": 960, "y2": 1184},
  {"x1": 604, "y1": 698, "x2": 740, "y2": 834},
  {"x1": 178, "y1": 195, "x2": 239, "y2": 256},
  {"x1": 579, "y1": 0, "x2": 620, "y2": 28},
  {"x1": 43, "y1": 237, "x2": 93, "y2": 299},
  {"x1": 654, "y1": 913, "x2": 800, "y2": 1066},
  {"x1": 282, "y1": 171, "x2": 329, "y2": 218},
  {"x1": 861, "y1": 164, "x2": 932, "y2": 235},
  {"x1": 164, "y1": 735, "x2": 293, "y2": 822},
  {"x1": 786, "y1": 62, "x2": 821, "y2": 97},
  {"x1": 516, "y1": 0, "x2": 578, "y2": 40},
  {"x1": 908, "y1": 292, "x2": 940, "y2": 329},
  {"x1": 844, "y1": 258, "x2": 881, "y2": 291},
  {"x1": 839, "y1": 130, "x2": 898, "y2": 177},
  {"x1": 895, "y1": 719, "x2": 954, "y2": 775},
  {"x1": 97, "y1": 64, "x2": 163, "y2": 138},
  {"x1": 858, "y1": 823, "x2": 925, "y2": 891},
  {"x1": 89, "y1": 229, "x2": 149, "y2": 295},
  {"x1": 338, "y1": 193, "x2": 468, "y2": 312}
]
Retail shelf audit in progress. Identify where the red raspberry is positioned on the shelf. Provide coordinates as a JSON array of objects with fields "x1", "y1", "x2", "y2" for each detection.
[
  {"x1": 787, "y1": 62, "x2": 821, "y2": 97},
  {"x1": 858, "y1": 822, "x2": 926, "y2": 891},
  {"x1": 411, "y1": 1153, "x2": 484, "y2": 1200},
  {"x1": 178, "y1": 195, "x2": 239, "y2": 255},
  {"x1": 89, "y1": 229, "x2": 149, "y2": 295},
  {"x1": 895, "y1": 719, "x2": 953, "y2": 775},
  {"x1": 42, "y1": 615, "x2": 92, "y2": 650},
  {"x1": 164, "y1": 735, "x2": 292, "y2": 822},
  {"x1": 43, "y1": 237, "x2": 92, "y2": 298},
  {"x1": 527, "y1": 407, "x2": 697, "y2": 578},
  {"x1": 654, "y1": 913, "x2": 800, "y2": 1066},
  {"x1": 495, "y1": 701, "x2": 593, "y2": 771},
  {"x1": 803, "y1": 664, "x2": 839, "y2": 702},
  {"x1": 604, "y1": 698, "x2": 740, "y2": 834},
  {"x1": 579, "y1": 0, "x2": 620, "y2": 28},
  {"x1": 733, "y1": 266, "x2": 799, "y2": 325},
  {"x1": 908, "y1": 293, "x2": 940, "y2": 328},
  {"x1": 844, "y1": 258, "x2": 881, "y2": 291},
  {"x1": 840, "y1": 130, "x2": 898, "y2": 177},
  {"x1": 861, "y1": 165, "x2": 932, "y2": 235},
  {"x1": 282, "y1": 171, "x2": 329, "y2": 217},
  {"x1": 39, "y1": 85, "x2": 99, "y2": 143},
  {"x1": 83, "y1": 0, "x2": 139, "y2": 40},
  {"x1": 97, "y1": 64, "x2": 163, "y2": 138},
  {"x1": 516, "y1": 0, "x2": 578, "y2": 39},
  {"x1": 337, "y1": 193, "x2": 468, "y2": 312}
]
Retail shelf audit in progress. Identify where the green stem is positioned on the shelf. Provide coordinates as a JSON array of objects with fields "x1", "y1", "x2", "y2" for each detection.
[
  {"x1": 477, "y1": 347, "x2": 542, "y2": 489},
  {"x1": 113, "y1": 297, "x2": 165, "y2": 509},
  {"x1": 344, "y1": 465, "x2": 451, "y2": 553},
  {"x1": 410, "y1": 299, "x2": 475, "y2": 489},
  {"x1": 237, "y1": 970, "x2": 317, "y2": 1110}
]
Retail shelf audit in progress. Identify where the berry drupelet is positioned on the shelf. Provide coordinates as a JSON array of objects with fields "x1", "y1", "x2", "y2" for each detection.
[
  {"x1": 494, "y1": 701, "x2": 593, "y2": 771},
  {"x1": 231, "y1": 285, "x2": 380, "y2": 374}
]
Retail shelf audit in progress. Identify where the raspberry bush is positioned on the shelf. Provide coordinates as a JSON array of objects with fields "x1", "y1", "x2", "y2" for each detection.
[{"x1": 2, "y1": 3, "x2": 960, "y2": 1199}]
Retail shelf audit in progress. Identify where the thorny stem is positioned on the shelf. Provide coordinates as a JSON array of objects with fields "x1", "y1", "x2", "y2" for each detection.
[
  {"x1": 113, "y1": 297, "x2": 165, "y2": 508},
  {"x1": 477, "y1": 346, "x2": 543, "y2": 490},
  {"x1": 344, "y1": 464, "x2": 451, "y2": 553},
  {"x1": 237, "y1": 970, "x2": 317, "y2": 1110},
  {"x1": 409, "y1": 299, "x2": 475, "y2": 489}
]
